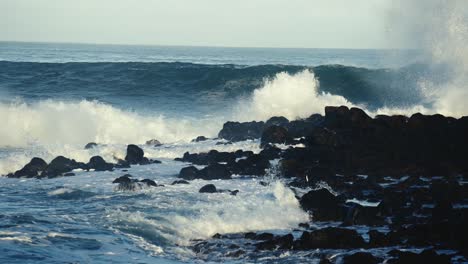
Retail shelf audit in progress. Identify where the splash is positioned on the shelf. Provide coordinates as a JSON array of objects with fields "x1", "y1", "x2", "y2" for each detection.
[{"x1": 233, "y1": 70, "x2": 355, "y2": 121}]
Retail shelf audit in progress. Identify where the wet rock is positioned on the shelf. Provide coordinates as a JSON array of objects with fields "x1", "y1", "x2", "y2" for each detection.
[
  {"x1": 8, "y1": 157, "x2": 47, "y2": 178},
  {"x1": 343, "y1": 252, "x2": 379, "y2": 264},
  {"x1": 226, "y1": 249, "x2": 245, "y2": 258},
  {"x1": 179, "y1": 150, "x2": 237, "y2": 165},
  {"x1": 40, "y1": 156, "x2": 86, "y2": 178},
  {"x1": 218, "y1": 121, "x2": 265, "y2": 141},
  {"x1": 125, "y1": 144, "x2": 149, "y2": 165},
  {"x1": 388, "y1": 249, "x2": 451, "y2": 264},
  {"x1": 199, "y1": 184, "x2": 217, "y2": 193},
  {"x1": 230, "y1": 190, "x2": 239, "y2": 196},
  {"x1": 296, "y1": 227, "x2": 365, "y2": 249},
  {"x1": 343, "y1": 202, "x2": 384, "y2": 226},
  {"x1": 145, "y1": 139, "x2": 162, "y2": 146},
  {"x1": 368, "y1": 230, "x2": 395, "y2": 248},
  {"x1": 232, "y1": 154, "x2": 270, "y2": 176},
  {"x1": 265, "y1": 116, "x2": 289, "y2": 127},
  {"x1": 299, "y1": 188, "x2": 343, "y2": 221},
  {"x1": 244, "y1": 232, "x2": 274, "y2": 240},
  {"x1": 84, "y1": 142, "x2": 98, "y2": 149},
  {"x1": 192, "y1": 136, "x2": 208, "y2": 142},
  {"x1": 112, "y1": 174, "x2": 133, "y2": 184},
  {"x1": 88, "y1": 156, "x2": 113, "y2": 171},
  {"x1": 197, "y1": 163, "x2": 231, "y2": 180},
  {"x1": 178, "y1": 166, "x2": 199, "y2": 180},
  {"x1": 256, "y1": 234, "x2": 294, "y2": 251},
  {"x1": 171, "y1": 180, "x2": 190, "y2": 185},
  {"x1": 140, "y1": 179, "x2": 158, "y2": 187},
  {"x1": 63, "y1": 172, "x2": 75, "y2": 176},
  {"x1": 260, "y1": 125, "x2": 292, "y2": 148}
]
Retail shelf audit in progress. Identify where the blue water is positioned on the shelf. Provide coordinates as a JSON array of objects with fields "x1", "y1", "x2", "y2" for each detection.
[{"x1": 0, "y1": 42, "x2": 435, "y2": 263}]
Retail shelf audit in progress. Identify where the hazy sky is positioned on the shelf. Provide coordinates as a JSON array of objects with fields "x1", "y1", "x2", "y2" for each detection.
[{"x1": 1, "y1": 0, "x2": 400, "y2": 48}]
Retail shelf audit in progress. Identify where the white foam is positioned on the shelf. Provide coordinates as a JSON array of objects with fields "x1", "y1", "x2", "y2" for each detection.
[{"x1": 234, "y1": 70, "x2": 355, "y2": 121}]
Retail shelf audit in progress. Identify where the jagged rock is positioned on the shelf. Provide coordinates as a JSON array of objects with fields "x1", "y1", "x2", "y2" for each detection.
[
  {"x1": 265, "y1": 116, "x2": 289, "y2": 127},
  {"x1": 112, "y1": 174, "x2": 133, "y2": 184},
  {"x1": 8, "y1": 157, "x2": 47, "y2": 178},
  {"x1": 197, "y1": 163, "x2": 231, "y2": 180},
  {"x1": 256, "y1": 234, "x2": 294, "y2": 250},
  {"x1": 125, "y1": 144, "x2": 149, "y2": 165},
  {"x1": 145, "y1": 139, "x2": 162, "y2": 146}
]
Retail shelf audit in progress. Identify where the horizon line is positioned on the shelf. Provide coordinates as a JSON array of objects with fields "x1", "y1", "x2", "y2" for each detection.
[{"x1": 0, "y1": 40, "x2": 414, "y2": 51}]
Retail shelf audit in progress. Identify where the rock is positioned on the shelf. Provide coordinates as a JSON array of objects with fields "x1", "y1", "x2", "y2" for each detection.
[
  {"x1": 178, "y1": 166, "x2": 199, "y2": 180},
  {"x1": 368, "y1": 230, "x2": 394, "y2": 247},
  {"x1": 172, "y1": 180, "x2": 190, "y2": 185},
  {"x1": 343, "y1": 252, "x2": 379, "y2": 264},
  {"x1": 230, "y1": 190, "x2": 239, "y2": 196},
  {"x1": 296, "y1": 227, "x2": 365, "y2": 249},
  {"x1": 256, "y1": 234, "x2": 294, "y2": 251},
  {"x1": 232, "y1": 154, "x2": 270, "y2": 176},
  {"x1": 388, "y1": 249, "x2": 451, "y2": 264},
  {"x1": 218, "y1": 121, "x2": 265, "y2": 142},
  {"x1": 40, "y1": 156, "x2": 85, "y2": 178},
  {"x1": 63, "y1": 172, "x2": 75, "y2": 176},
  {"x1": 140, "y1": 179, "x2": 158, "y2": 187},
  {"x1": 199, "y1": 184, "x2": 217, "y2": 193},
  {"x1": 179, "y1": 150, "x2": 237, "y2": 165},
  {"x1": 84, "y1": 142, "x2": 98, "y2": 149},
  {"x1": 192, "y1": 136, "x2": 208, "y2": 142},
  {"x1": 9, "y1": 157, "x2": 47, "y2": 178},
  {"x1": 125, "y1": 144, "x2": 148, "y2": 165},
  {"x1": 145, "y1": 139, "x2": 162, "y2": 146},
  {"x1": 88, "y1": 156, "x2": 113, "y2": 171},
  {"x1": 197, "y1": 163, "x2": 231, "y2": 180},
  {"x1": 299, "y1": 188, "x2": 343, "y2": 221},
  {"x1": 266, "y1": 116, "x2": 289, "y2": 127},
  {"x1": 112, "y1": 174, "x2": 133, "y2": 184},
  {"x1": 343, "y1": 202, "x2": 384, "y2": 226},
  {"x1": 260, "y1": 125, "x2": 292, "y2": 148},
  {"x1": 245, "y1": 232, "x2": 275, "y2": 240}
]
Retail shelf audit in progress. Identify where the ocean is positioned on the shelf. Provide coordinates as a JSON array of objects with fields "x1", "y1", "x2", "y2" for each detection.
[{"x1": 0, "y1": 41, "x2": 456, "y2": 263}]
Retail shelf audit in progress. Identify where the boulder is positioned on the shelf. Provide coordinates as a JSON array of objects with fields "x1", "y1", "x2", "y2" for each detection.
[
  {"x1": 140, "y1": 179, "x2": 158, "y2": 187},
  {"x1": 125, "y1": 144, "x2": 148, "y2": 165},
  {"x1": 172, "y1": 180, "x2": 190, "y2": 185},
  {"x1": 178, "y1": 166, "x2": 199, "y2": 180},
  {"x1": 218, "y1": 121, "x2": 265, "y2": 141},
  {"x1": 88, "y1": 156, "x2": 113, "y2": 171},
  {"x1": 343, "y1": 252, "x2": 379, "y2": 264},
  {"x1": 199, "y1": 184, "x2": 217, "y2": 193},
  {"x1": 256, "y1": 234, "x2": 294, "y2": 251},
  {"x1": 296, "y1": 227, "x2": 365, "y2": 249},
  {"x1": 84, "y1": 142, "x2": 98, "y2": 149},
  {"x1": 260, "y1": 125, "x2": 292, "y2": 148},
  {"x1": 112, "y1": 174, "x2": 133, "y2": 184},
  {"x1": 192, "y1": 136, "x2": 208, "y2": 142},
  {"x1": 145, "y1": 139, "x2": 162, "y2": 146},
  {"x1": 388, "y1": 249, "x2": 451, "y2": 264},
  {"x1": 40, "y1": 156, "x2": 85, "y2": 178},
  {"x1": 299, "y1": 188, "x2": 343, "y2": 221},
  {"x1": 265, "y1": 116, "x2": 289, "y2": 127},
  {"x1": 9, "y1": 157, "x2": 47, "y2": 178},
  {"x1": 198, "y1": 163, "x2": 231, "y2": 180}
]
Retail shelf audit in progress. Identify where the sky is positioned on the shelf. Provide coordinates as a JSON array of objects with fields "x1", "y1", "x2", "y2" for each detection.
[{"x1": 1, "y1": 0, "x2": 404, "y2": 49}]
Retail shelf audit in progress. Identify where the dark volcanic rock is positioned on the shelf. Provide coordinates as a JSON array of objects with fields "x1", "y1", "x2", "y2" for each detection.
[
  {"x1": 300, "y1": 188, "x2": 343, "y2": 221},
  {"x1": 178, "y1": 166, "x2": 199, "y2": 180},
  {"x1": 199, "y1": 184, "x2": 217, "y2": 193},
  {"x1": 256, "y1": 234, "x2": 294, "y2": 251},
  {"x1": 172, "y1": 180, "x2": 190, "y2": 185},
  {"x1": 8, "y1": 157, "x2": 47, "y2": 178},
  {"x1": 260, "y1": 125, "x2": 292, "y2": 148},
  {"x1": 84, "y1": 142, "x2": 98, "y2": 149},
  {"x1": 125, "y1": 144, "x2": 149, "y2": 165},
  {"x1": 266, "y1": 116, "x2": 289, "y2": 127},
  {"x1": 112, "y1": 174, "x2": 133, "y2": 184},
  {"x1": 388, "y1": 249, "x2": 451, "y2": 264},
  {"x1": 218, "y1": 121, "x2": 265, "y2": 141},
  {"x1": 192, "y1": 136, "x2": 208, "y2": 142},
  {"x1": 198, "y1": 163, "x2": 231, "y2": 180},
  {"x1": 140, "y1": 179, "x2": 158, "y2": 187},
  {"x1": 41, "y1": 156, "x2": 86, "y2": 178},
  {"x1": 296, "y1": 227, "x2": 365, "y2": 249},
  {"x1": 145, "y1": 139, "x2": 162, "y2": 146},
  {"x1": 88, "y1": 156, "x2": 113, "y2": 171},
  {"x1": 343, "y1": 252, "x2": 379, "y2": 264}
]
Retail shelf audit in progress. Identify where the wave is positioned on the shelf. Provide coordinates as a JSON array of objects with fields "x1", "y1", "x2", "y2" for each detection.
[{"x1": 0, "y1": 61, "x2": 436, "y2": 110}]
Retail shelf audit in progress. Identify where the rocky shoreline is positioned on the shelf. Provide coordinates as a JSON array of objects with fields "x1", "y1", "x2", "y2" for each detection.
[{"x1": 5, "y1": 105, "x2": 468, "y2": 263}]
